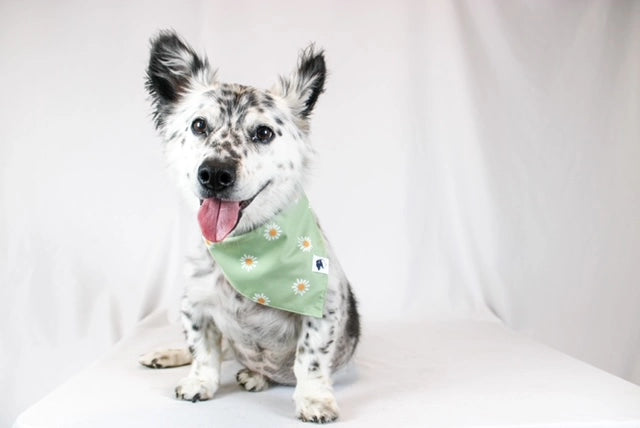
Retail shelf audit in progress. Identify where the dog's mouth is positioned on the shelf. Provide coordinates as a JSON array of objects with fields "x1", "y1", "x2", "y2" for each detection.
[{"x1": 197, "y1": 181, "x2": 270, "y2": 243}]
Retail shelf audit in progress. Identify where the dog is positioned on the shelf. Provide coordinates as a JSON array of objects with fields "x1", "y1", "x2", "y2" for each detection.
[{"x1": 138, "y1": 30, "x2": 360, "y2": 424}]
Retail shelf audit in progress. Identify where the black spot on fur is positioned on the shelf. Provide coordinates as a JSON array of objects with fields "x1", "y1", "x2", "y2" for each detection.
[
  {"x1": 230, "y1": 132, "x2": 243, "y2": 147},
  {"x1": 319, "y1": 340, "x2": 334, "y2": 354},
  {"x1": 245, "y1": 92, "x2": 258, "y2": 107},
  {"x1": 275, "y1": 117, "x2": 284, "y2": 125},
  {"x1": 346, "y1": 283, "x2": 361, "y2": 342},
  {"x1": 192, "y1": 323, "x2": 200, "y2": 331},
  {"x1": 221, "y1": 141, "x2": 240, "y2": 160},
  {"x1": 181, "y1": 310, "x2": 192, "y2": 320},
  {"x1": 309, "y1": 360, "x2": 319, "y2": 372},
  {"x1": 188, "y1": 345, "x2": 195, "y2": 355},
  {"x1": 262, "y1": 93, "x2": 275, "y2": 106}
]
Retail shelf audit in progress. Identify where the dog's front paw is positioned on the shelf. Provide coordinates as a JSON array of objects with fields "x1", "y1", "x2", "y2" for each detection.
[
  {"x1": 175, "y1": 376, "x2": 217, "y2": 402},
  {"x1": 294, "y1": 388, "x2": 340, "y2": 424}
]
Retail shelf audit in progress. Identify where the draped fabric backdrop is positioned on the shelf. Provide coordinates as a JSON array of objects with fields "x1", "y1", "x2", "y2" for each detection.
[{"x1": 1, "y1": 1, "x2": 638, "y2": 426}]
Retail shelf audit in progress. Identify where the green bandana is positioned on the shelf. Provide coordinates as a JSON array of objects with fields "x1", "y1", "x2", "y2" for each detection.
[{"x1": 203, "y1": 194, "x2": 329, "y2": 318}]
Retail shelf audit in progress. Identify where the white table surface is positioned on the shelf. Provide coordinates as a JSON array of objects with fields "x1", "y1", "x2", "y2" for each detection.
[{"x1": 14, "y1": 313, "x2": 640, "y2": 427}]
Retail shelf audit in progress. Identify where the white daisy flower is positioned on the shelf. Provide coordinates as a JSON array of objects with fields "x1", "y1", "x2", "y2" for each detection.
[
  {"x1": 252, "y1": 293, "x2": 270, "y2": 305},
  {"x1": 240, "y1": 254, "x2": 258, "y2": 271},
  {"x1": 297, "y1": 236, "x2": 312, "y2": 252},
  {"x1": 292, "y1": 278, "x2": 311, "y2": 296},
  {"x1": 264, "y1": 223, "x2": 282, "y2": 241}
]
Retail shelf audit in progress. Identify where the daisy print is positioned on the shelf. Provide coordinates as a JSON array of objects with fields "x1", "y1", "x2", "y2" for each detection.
[
  {"x1": 240, "y1": 254, "x2": 258, "y2": 271},
  {"x1": 292, "y1": 278, "x2": 311, "y2": 296},
  {"x1": 264, "y1": 223, "x2": 282, "y2": 241},
  {"x1": 297, "y1": 236, "x2": 312, "y2": 252},
  {"x1": 252, "y1": 293, "x2": 270, "y2": 306}
]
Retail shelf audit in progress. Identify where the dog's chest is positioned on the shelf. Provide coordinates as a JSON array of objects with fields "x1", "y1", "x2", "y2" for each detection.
[{"x1": 193, "y1": 270, "x2": 301, "y2": 381}]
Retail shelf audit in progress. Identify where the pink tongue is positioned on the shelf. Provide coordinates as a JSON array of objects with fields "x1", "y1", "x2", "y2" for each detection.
[{"x1": 198, "y1": 198, "x2": 241, "y2": 243}]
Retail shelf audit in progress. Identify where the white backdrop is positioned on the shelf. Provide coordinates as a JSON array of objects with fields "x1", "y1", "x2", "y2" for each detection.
[{"x1": 1, "y1": 1, "x2": 639, "y2": 426}]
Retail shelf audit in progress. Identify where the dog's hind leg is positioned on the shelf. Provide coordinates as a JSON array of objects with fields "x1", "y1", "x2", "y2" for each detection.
[
  {"x1": 138, "y1": 348, "x2": 192, "y2": 368},
  {"x1": 236, "y1": 368, "x2": 270, "y2": 392}
]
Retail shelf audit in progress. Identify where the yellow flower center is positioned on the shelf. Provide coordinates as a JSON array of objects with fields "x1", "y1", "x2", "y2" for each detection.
[
  {"x1": 245, "y1": 258, "x2": 254, "y2": 266},
  {"x1": 257, "y1": 298, "x2": 266, "y2": 304},
  {"x1": 269, "y1": 229, "x2": 278, "y2": 237},
  {"x1": 303, "y1": 241, "x2": 310, "y2": 248},
  {"x1": 297, "y1": 283, "x2": 306, "y2": 291}
]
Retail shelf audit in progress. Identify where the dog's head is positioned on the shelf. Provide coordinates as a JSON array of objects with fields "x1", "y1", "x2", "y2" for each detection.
[{"x1": 146, "y1": 31, "x2": 325, "y2": 242}]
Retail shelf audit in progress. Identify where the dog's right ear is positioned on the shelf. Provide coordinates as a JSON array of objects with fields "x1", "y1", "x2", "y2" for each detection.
[{"x1": 146, "y1": 30, "x2": 215, "y2": 129}]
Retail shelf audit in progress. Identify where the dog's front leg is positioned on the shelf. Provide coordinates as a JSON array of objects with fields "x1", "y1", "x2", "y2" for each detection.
[
  {"x1": 175, "y1": 297, "x2": 222, "y2": 402},
  {"x1": 293, "y1": 316, "x2": 340, "y2": 423}
]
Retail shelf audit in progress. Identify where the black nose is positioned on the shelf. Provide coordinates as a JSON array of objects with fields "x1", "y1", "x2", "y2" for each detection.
[{"x1": 197, "y1": 160, "x2": 236, "y2": 192}]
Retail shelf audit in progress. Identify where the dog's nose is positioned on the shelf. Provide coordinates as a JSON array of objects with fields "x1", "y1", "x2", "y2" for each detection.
[{"x1": 197, "y1": 160, "x2": 236, "y2": 192}]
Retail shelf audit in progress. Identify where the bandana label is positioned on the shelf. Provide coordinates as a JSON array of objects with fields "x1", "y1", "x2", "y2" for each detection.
[
  {"x1": 203, "y1": 194, "x2": 329, "y2": 318},
  {"x1": 312, "y1": 255, "x2": 329, "y2": 275}
]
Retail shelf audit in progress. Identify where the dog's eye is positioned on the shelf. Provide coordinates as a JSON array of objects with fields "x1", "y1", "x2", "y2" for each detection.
[
  {"x1": 191, "y1": 117, "x2": 208, "y2": 136},
  {"x1": 252, "y1": 125, "x2": 275, "y2": 144}
]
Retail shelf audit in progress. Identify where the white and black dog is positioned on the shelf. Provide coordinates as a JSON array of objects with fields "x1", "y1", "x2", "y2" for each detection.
[{"x1": 139, "y1": 31, "x2": 359, "y2": 423}]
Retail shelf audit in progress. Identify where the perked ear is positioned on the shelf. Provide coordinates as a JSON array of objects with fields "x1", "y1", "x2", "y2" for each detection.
[
  {"x1": 275, "y1": 45, "x2": 326, "y2": 119},
  {"x1": 146, "y1": 30, "x2": 214, "y2": 129}
]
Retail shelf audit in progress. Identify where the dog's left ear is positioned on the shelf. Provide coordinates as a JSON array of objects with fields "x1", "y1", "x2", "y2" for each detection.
[{"x1": 274, "y1": 45, "x2": 326, "y2": 119}]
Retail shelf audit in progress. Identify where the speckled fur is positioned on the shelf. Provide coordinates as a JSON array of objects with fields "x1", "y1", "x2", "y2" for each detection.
[{"x1": 142, "y1": 31, "x2": 360, "y2": 423}]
